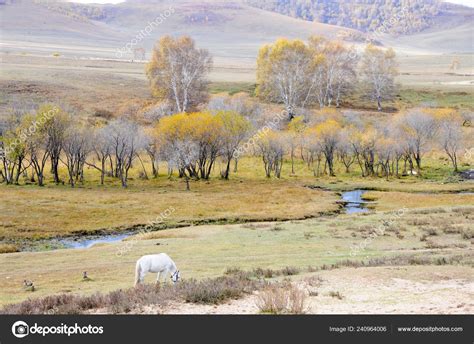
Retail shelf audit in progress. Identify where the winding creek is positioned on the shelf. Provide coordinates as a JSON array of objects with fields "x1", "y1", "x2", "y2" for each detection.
[
  {"x1": 53, "y1": 190, "x2": 372, "y2": 250},
  {"x1": 8, "y1": 188, "x2": 473, "y2": 251}
]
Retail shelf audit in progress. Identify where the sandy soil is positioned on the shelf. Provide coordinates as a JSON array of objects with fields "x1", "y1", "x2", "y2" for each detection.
[{"x1": 114, "y1": 265, "x2": 473, "y2": 315}]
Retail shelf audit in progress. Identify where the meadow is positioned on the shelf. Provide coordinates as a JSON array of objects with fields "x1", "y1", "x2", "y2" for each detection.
[
  {"x1": 0, "y1": 204, "x2": 472, "y2": 310},
  {"x1": 1, "y1": 13, "x2": 473, "y2": 314}
]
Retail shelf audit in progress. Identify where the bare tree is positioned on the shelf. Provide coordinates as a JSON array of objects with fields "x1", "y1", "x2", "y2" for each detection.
[
  {"x1": 85, "y1": 127, "x2": 112, "y2": 185},
  {"x1": 43, "y1": 107, "x2": 70, "y2": 184},
  {"x1": 62, "y1": 125, "x2": 92, "y2": 187},
  {"x1": 26, "y1": 127, "x2": 50, "y2": 187},
  {"x1": 438, "y1": 119, "x2": 463, "y2": 172},
  {"x1": 107, "y1": 119, "x2": 145, "y2": 188},
  {"x1": 397, "y1": 110, "x2": 436, "y2": 174},
  {"x1": 257, "y1": 131, "x2": 286, "y2": 178},
  {"x1": 143, "y1": 130, "x2": 160, "y2": 178},
  {"x1": 338, "y1": 128, "x2": 355, "y2": 173}
]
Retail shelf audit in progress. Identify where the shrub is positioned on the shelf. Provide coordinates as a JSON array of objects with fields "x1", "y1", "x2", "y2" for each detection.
[
  {"x1": 424, "y1": 228, "x2": 438, "y2": 236},
  {"x1": 1, "y1": 273, "x2": 262, "y2": 314},
  {"x1": 253, "y1": 268, "x2": 276, "y2": 278},
  {"x1": 328, "y1": 291, "x2": 344, "y2": 300},
  {"x1": 281, "y1": 266, "x2": 300, "y2": 276},
  {"x1": 180, "y1": 276, "x2": 253, "y2": 304},
  {"x1": 256, "y1": 284, "x2": 307, "y2": 314}
]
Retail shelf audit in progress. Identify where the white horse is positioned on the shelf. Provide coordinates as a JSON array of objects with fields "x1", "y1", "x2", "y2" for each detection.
[{"x1": 134, "y1": 253, "x2": 180, "y2": 286}]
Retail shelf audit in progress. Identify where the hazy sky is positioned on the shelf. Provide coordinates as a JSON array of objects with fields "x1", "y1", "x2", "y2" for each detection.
[{"x1": 70, "y1": 0, "x2": 474, "y2": 7}]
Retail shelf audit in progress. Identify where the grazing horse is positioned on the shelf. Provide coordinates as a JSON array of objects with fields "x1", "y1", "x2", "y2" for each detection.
[{"x1": 134, "y1": 253, "x2": 180, "y2": 286}]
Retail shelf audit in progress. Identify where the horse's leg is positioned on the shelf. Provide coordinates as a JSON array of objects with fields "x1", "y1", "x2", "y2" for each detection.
[
  {"x1": 162, "y1": 269, "x2": 169, "y2": 284},
  {"x1": 155, "y1": 272, "x2": 161, "y2": 284}
]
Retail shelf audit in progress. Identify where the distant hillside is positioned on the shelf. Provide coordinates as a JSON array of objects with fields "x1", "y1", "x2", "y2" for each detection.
[
  {"x1": 0, "y1": 0, "x2": 472, "y2": 60},
  {"x1": 246, "y1": 0, "x2": 473, "y2": 35}
]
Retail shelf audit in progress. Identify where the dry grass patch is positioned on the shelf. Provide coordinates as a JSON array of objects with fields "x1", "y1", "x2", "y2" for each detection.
[
  {"x1": 256, "y1": 283, "x2": 307, "y2": 314},
  {"x1": 363, "y1": 191, "x2": 474, "y2": 211},
  {"x1": 0, "y1": 179, "x2": 338, "y2": 241}
]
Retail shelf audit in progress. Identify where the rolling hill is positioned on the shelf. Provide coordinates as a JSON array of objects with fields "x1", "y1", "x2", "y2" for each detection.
[{"x1": 1, "y1": 0, "x2": 472, "y2": 60}]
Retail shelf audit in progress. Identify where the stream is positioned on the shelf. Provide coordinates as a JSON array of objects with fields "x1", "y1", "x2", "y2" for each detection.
[
  {"x1": 61, "y1": 190, "x2": 371, "y2": 249},
  {"x1": 60, "y1": 233, "x2": 132, "y2": 249},
  {"x1": 341, "y1": 190, "x2": 370, "y2": 214}
]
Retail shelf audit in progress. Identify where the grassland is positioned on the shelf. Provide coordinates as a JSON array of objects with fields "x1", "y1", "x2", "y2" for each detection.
[
  {"x1": 0, "y1": 205, "x2": 472, "y2": 308},
  {"x1": 1, "y1": 153, "x2": 472, "y2": 244},
  {"x1": 1, "y1": 51, "x2": 473, "y2": 120}
]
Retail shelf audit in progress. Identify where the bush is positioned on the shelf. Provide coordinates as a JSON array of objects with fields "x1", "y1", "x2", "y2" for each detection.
[
  {"x1": 281, "y1": 266, "x2": 300, "y2": 276},
  {"x1": 461, "y1": 230, "x2": 473, "y2": 240},
  {"x1": 253, "y1": 268, "x2": 277, "y2": 278},
  {"x1": 328, "y1": 291, "x2": 344, "y2": 300},
  {"x1": 256, "y1": 284, "x2": 307, "y2": 314},
  {"x1": 180, "y1": 276, "x2": 256, "y2": 304}
]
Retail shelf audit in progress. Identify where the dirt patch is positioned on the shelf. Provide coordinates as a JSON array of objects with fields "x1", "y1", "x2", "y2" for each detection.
[{"x1": 130, "y1": 265, "x2": 473, "y2": 314}]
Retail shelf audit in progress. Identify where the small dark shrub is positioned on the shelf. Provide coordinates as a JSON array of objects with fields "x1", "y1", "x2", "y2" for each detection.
[
  {"x1": 281, "y1": 266, "x2": 300, "y2": 276},
  {"x1": 328, "y1": 291, "x2": 344, "y2": 300},
  {"x1": 180, "y1": 276, "x2": 252, "y2": 305}
]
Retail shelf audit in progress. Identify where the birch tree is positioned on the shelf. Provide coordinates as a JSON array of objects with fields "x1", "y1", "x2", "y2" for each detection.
[
  {"x1": 361, "y1": 44, "x2": 398, "y2": 111},
  {"x1": 256, "y1": 39, "x2": 314, "y2": 118},
  {"x1": 62, "y1": 125, "x2": 92, "y2": 187},
  {"x1": 107, "y1": 119, "x2": 145, "y2": 188},
  {"x1": 146, "y1": 36, "x2": 212, "y2": 113}
]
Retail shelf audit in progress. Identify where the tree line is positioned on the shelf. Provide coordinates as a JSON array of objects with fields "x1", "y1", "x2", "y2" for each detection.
[
  {"x1": 0, "y1": 35, "x2": 469, "y2": 188},
  {"x1": 146, "y1": 35, "x2": 398, "y2": 115},
  {"x1": 0, "y1": 103, "x2": 468, "y2": 188}
]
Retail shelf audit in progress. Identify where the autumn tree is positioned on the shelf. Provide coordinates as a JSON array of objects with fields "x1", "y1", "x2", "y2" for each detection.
[
  {"x1": 434, "y1": 109, "x2": 463, "y2": 172},
  {"x1": 313, "y1": 119, "x2": 341, "y2": 176},
  {"x1": 302, "y1": 126, "x2": 324, "y2": 177},
  {"x1": 146, "y1": 36, "x2": 212, "y2": 113},
  {"x1": 256, "y1": 130, "x2": 286, "y2": 178},
  {"x1": 337, "y1": 128, "x2": 356, "y2": 173},
  {"x1": 215, "y1": 111, "x2": 251, "y2": 179},
  {"x1": 396, "y1": 109, "x2": 437, "y2": 175},
  {"x1": 361, "y1": 44, "x2": 398, "y2": 111},
  {"x1": 25, "y1": 109, "x2": 52, "y2": 186},
  {"x1": 287, "y1": 115, "x2": 306, "y2": 174},
  {"x1": 156, "y1": 112, "x2": 224, "y2": 180},
  {"x1": 308, "y1": 36, "x2": 357, "y2": 108},
  {"x1": 256, "y1": 39, "x2": 314, "y2": 117},
  {"x1": 0, "y1": 114, "x2": 29, "y2": 185}
]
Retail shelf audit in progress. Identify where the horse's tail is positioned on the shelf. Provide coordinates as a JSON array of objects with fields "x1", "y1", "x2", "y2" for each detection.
[{"x1": 134, "y1": 261, "x2": 141, "y2": 287}]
